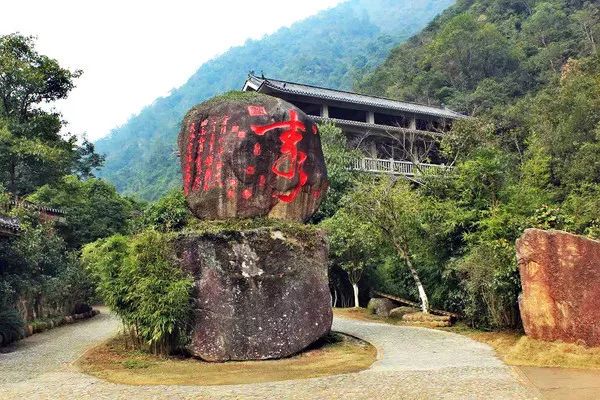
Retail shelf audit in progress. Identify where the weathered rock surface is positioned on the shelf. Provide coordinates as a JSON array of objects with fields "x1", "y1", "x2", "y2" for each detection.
[
  {"x1": 367, "y1": 298, "x2": 397, "y2": 317},
  {"x1": 389, "y1": 306, "x2": 420, "y2": 319},
  {"x1": 172, "y1": 226, "x2": 332, "y2": 361},
  {"x1": 517, "y1": 228, "x2": 600, "y2": 346},
  {"x1": 178, "y1": 92, "x2": 328, "y2": 223}
]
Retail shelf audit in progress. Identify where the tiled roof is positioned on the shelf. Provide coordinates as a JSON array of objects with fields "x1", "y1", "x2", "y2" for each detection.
[
  {"x1": 9, "y1": 200, "x2": 64, "y2": 215},
  {"x1": 0, "y1": 215, "x2": 20, "y2": 234},
  {"x1": 246, "y1": 74, "x2": 466, "y2": 120}
]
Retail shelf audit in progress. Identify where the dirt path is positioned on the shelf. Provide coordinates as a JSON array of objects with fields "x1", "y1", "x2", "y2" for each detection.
[{"x1": 0, "y1": 311, "x2": 539, "y2": 399}]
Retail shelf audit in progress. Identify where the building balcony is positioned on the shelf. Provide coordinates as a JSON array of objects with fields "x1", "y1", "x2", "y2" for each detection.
[{"x1": 351, "y1": 157, "x2": 451, "y2": 177}]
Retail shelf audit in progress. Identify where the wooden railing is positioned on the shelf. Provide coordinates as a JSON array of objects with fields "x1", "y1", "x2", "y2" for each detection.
[{"x1": 352, "y1": 157, "x2": 450, "y2": 177}]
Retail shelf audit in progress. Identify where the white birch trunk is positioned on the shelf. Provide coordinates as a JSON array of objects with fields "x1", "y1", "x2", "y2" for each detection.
[
  {"x1": 407, "y1": 261, "x2": 429, "y2": 313},
  {"x1": 352, "y1": 283, "x2": 360, "y2": 308},
  {"x1": 397, "y1": 243, "x2": 430, "y2": 313}
]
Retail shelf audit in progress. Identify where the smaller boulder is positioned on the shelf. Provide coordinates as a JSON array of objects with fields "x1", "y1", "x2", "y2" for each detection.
[
  {"x1": 389, "y1": 306, "x2": 420, "y2": 319},
  {"x1": 367, "y1": 298, "x2": 397, "y2": 317}
]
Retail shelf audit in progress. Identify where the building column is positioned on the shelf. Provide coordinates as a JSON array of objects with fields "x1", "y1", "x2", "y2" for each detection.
[
  {"x1": 367, "y1": 111, "x2": 375, "y2": 124},
  {"x1": 321, "y1": 104, "x2": 329, "y2": 118},
  {"x1": 409, "y1": 115, "x2": 417, "y2": 130}
]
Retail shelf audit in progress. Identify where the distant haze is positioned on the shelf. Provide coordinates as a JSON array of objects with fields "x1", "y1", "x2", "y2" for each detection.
[{"x1": 0, "y1": 0, "x2": 342, "y2": 141}]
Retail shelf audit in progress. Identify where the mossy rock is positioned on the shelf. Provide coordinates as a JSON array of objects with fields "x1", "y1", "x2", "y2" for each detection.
[
  {"x1": 367, "y1": 298, "x2": 397, "y2": 317},
  {"x1": 171, "y1": 225, "x2": 332, "y2": 361}
]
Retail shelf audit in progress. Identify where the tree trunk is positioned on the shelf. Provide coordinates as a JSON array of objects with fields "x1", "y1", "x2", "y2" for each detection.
[
  {"x1": 352, "y1": 283, "x2": 359, "y2": 308},
  {"x1": 396, "y1": 242, "x2": 430, "y2": 313},
  {"x1": 9, "y1": 161, "x2": 16, "y2": 195},
  {"x1": 406, "y1": 257, "x2": 429, "y2": 313}
]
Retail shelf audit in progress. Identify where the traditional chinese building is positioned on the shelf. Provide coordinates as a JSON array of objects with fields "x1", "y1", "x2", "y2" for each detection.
[
  {"x1": 0, "y1": 215, "x2": 20, "y2": 238},
  {"x1": 242, "y1": 73, "x2": 465, "y2": 177},
  {"x1": 10, "y1": 199, "x2": 66, "y2": 224},
  {"x1": 0, "y1": 200, "x2": 65, "y2": 238}
]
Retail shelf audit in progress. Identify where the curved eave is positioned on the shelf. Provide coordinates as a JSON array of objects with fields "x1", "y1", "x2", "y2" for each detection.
[{"x1": 258, "y1": 80, "x2": 466, "y2": 120}]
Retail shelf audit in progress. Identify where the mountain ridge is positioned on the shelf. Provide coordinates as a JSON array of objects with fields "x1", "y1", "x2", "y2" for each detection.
[{"x1": 95, "y1": 0, "x2": 455, "y2": 200}]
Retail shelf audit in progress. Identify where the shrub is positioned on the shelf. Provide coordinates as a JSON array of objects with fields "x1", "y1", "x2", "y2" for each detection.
[
  {"x1": 83, "y1": 230, "x2": 193, "y2": 355},
  {"x1": 451, "y1": 239, "x2": 521, "y2": 329},
  {"x1": 0, "y1": 310, "x2": 24, "y2": 345},
  {"x1": 142, "y1": 189, "x2": 190, "y2": 232}
]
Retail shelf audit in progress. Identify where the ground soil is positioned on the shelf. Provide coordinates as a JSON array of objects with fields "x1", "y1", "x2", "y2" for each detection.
[{"x1": 78, "y1": 332, "x2": 376, "y2": 386}]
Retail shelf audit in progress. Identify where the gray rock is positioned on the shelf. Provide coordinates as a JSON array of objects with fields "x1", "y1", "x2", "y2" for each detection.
[
  {"x1": 172, "y1": 226, "x2": 332, "y2": 361},
  {"x1": 367, "y1": 298, "x2": 397, "y2": 317},
  {"x1": 389, "y1": 306, "x2": 420, "y2": 319}
]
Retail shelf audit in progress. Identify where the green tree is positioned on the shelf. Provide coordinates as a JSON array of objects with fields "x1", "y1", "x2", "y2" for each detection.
[
  {"x1": 142, "y1": 189, "x2": 190, "y2": 232},
  {"x1": 28, "y1": 175, "x2": 132, "y2": 249},
  {"x1": 312, "y1": 122, "x2": 360, "y2": 222},
  {"x1": 0, "y1": 208, "x2": 94, "y2": 321},
  {"x1": 343, "y1": 178, "x2": 442, "y2": 313},
  {"x1": 0, "y1": 34, "x2": 102, "y2": 195},
  {"x1": 322, "y1": 206, "x2": 379, "y2": 307}
]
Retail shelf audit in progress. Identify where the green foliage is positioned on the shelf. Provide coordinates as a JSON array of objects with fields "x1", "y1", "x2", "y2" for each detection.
[
  {"x1": 347, "y1": 0, "x2": 600, "y2": 329},
  {"x1": 451, "y1": 238, "x2": 520, "y2": 329},
  {"x1": 0, "y1": 211, "x2": 94, "y2": 321},
  {"x1": 83, "y1": 230, "x2": 193, "y2": 355},
  {"x1": 322, "y1": 205, "x2": 380, "y2": 286},
  {"x1": 95, "y1": 0, "x2": 455, "y2": 200},
  {"x1": 28, "y1": 175, "x2": 133, "y2": 249},
  {"x1": 0, "y1": 310, "x2": 25, "y2": 345},
  {"x1": 312, "y1": 123, "x2": 361, "y2": 222},
  {"x1": 0, "y1": 34, "x2": 103, "y2": 195},
  {"x1": 142, "y1": 189, "x2": 190, "y2": 232},
  {"x1": 324, "y1": 177, "x2": 455, "y2": 312},
  {"x1": 357, "y1": 0, "x2": 600, "y2": 116}
]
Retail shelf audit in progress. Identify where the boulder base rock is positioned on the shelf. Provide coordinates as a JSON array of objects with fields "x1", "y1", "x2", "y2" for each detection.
[
  {"x1": 517, "y1": 228, "x2": 600, "y2": 346},
  {"x1": 172, "y1": 226, "x2": 332, "y2": 361},
  {"x1": 178, "y1": 92, "x2": 328, "y2": 222}
]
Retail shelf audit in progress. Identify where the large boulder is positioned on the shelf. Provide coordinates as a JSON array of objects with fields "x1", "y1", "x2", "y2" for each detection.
[
  {"x1": 172, "y1": 226, "x2": 332, "y2": 361},
  {"x1": 178, "y1": 92, "x2": 328, "y2": 223},
  {"x1": 517, "y1": 228, "x2": 600, "y2": 346}
]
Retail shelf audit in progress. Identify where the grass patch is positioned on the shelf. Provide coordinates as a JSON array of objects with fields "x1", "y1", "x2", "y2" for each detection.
[
  {"x1": 462, "y1": 330, "x2": 600, "y2": 370},
  {"x1": 78, "y1": 332, "x2": 376, "y2": 386},
  {"x1": 122, "y1": 359, "x2": 154, "y2": 369},
  {"x1": 334, "y1": 307, "x2": 600, "y2": 370}
]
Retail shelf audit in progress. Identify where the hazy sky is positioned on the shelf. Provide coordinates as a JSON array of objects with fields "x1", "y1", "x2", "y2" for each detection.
[{"x1": 0, "y1": 0, "x2": 342, "y2": 141}]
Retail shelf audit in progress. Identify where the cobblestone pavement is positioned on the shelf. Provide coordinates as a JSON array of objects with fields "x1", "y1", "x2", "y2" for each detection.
[{"x1": 0, "y1": 311, "x2": 540, "y2": 399}]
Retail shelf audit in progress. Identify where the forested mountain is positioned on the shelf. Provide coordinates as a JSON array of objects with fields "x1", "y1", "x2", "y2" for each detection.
[
  {"x1": 345, "y1": 0, "x2": 600, "y2": 328},
  {"x1": 357, "y1": 0, "x2": 599, "y2": 116},
  {"x1": 95, "y1": 0, "x2": 455, "y2": 200}
]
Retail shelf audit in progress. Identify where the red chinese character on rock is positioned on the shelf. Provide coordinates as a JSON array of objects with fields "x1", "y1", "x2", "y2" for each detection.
[
  {"x1": 250, "y1": 110, "x2": 308, "y2": 203},
  {"x1": 178, "y1": 94, "x2": 328, "y2": 222}
]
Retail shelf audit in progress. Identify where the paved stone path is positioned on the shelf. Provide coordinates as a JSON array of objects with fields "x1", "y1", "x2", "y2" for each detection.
[{"x1": 0, "y1": 311, "x2": 540, "y2": 399}]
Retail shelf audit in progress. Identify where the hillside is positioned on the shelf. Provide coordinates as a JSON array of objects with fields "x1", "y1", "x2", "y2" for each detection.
[
  {"x1": 95, "y1": 0, "x2": 455, "y2": 200},
  {"x1": 351, "y1": 0, "x2": 600, "y2": 328},
  {"x1": 357, "y1": 0, "x2": 599, "y2": 116}
]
